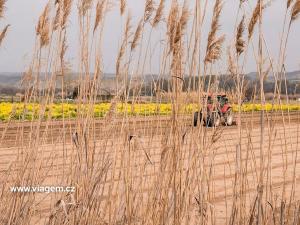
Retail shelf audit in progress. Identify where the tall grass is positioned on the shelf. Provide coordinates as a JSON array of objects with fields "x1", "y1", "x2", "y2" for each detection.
[{"x1": 0, "y1": 0, "x2": 299, "y2": 224}]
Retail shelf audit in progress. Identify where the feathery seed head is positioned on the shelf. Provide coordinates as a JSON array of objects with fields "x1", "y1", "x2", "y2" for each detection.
[
  {"x1": 287, "y1": 0, "x2": 294, "y2": 9},
  {"x1": 167, "y1": 1, "x2": 179, "y2": 52},
  {"x1": 131, "y1": 19, "x2": 143, "y2": 51},
  {"x1": 36, "y1": 3, "x2": 50, "y2": 47},
  {"x1": 0, "y1": 24, "x2": 9, "y2": 47},
  {"x1": 205, "y1": 35, "x2": 225, "y2": 63},
  {"x1": 153, "y1": 0, "x2": 165, "y2": 28},
  {"x1": 236, "y1": 16, "x2": 245, "y2": 55},
  {"x1": 291, "y1": 1, "x2": 300, "y2": 22},
  {"x1": 61, "y1": 0, "x2": 73, "y2": 29},
  {"x1": 144, "y1": 0, "x2": 155, "y2": 23},
  {"x1": 93, "y1": 0, "x2": 105, "y2": 33},
  {"x1": 120, "y1": 0, "x2": 126, "y2": 16},
  {"x1": 248, "y1": 0, "x2": 267, "y2": 40},
  {"x1": 79, "y1": 0, "x2": 92, "y2": 16},
  {"x1": 205, "y1": 0, "x2": 224, "y2": 63},
  {"x1": 0, "y1": 0, "x2": 6, "y2": 18}
]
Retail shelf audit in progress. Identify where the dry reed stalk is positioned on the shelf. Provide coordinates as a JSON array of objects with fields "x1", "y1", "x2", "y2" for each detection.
[
  {"x1": 152, "y1": 0, "x2": 165, "y2": 27},
  {"x1": 0, "y1": 24, "x2": 9, "y2": 46}
]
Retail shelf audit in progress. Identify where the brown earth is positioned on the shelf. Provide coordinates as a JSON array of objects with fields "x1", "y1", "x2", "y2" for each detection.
[{"x1": 0, "y1": 111, "x2": 299, "y2": 224}]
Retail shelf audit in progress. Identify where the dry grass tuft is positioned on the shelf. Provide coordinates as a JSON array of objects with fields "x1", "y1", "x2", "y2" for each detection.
[{"x1": 0, "y1": 24, "x2": 9, "y2": 46}]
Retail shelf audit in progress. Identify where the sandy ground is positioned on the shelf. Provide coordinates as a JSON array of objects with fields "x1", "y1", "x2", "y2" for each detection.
[{"x1": 0, "y1": 113, "x2": 299, "y2": 224}]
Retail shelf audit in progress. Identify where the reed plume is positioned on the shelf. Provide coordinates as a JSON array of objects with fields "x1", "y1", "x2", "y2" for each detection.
[
  {"x1": 248, "y1": 0, "x2": 265, "y2": 40},
  {"x1": 120, "y1": 0, "x2": 126, "y2": 16},
  {"x1": 36, "y1": 3, "x2": 50, "y2": 47},
  {"x1": 144, "y1": 0, "x2": 155, "y2": 23},
  {"x1": 170, "y1": 2, "x2": 189, "y2": 77},
  {"x1": 290, "y1": 0, "x2": 300, "y2": 22},
  {"x1": 178, "y1": 2, "x2": 189, "y2": 33},
  {"x1": 0, "y1": 24, "x2": 9, "y2": 46},
  {"x1": 227, "y1": 48, "x2": 237, "y2": 76},
  {"x1": 167, "y1": 2, "x2": 179, "y2": 53},
  {"x1": 152, "y1": 0, "x2": 165, "y2": 28},
  {"x1": 0, "y1": 0, "x2": 5, "y2": 18},
  {"x1": 116, "y1": 14, "x2": 131, "y2": 76},
  {"x1": 173, "y1": 2, "x2": 189, "y2": 49},
  {"x1": 131, "y1": 19, "x2": 143, "y2": 51},
  {"x1": 79, "y1": 0, "x2": 92, "y2": 16},
  {"x1": 60, "y1": 32, "x2": 67, "y2": 64},
  {"x1": 53, "y1": 1, "x2": 62, "y2": 31},
  {"x1": 287, "y1": 0, "x2": 294, "y2": 9},
  {"x1": 236, "y1": 16, "x2": 245, "y2": 55},
  {"x1": 205, "y1": 35, "x2": 225, "y2": 63},
  {"x1": 94, "y1": 0, "x2": 105, "y2": 33},
  {"x1": 61, "y1": 0, "x2": 73, "y2": 29},
  {"x1": 205, "y1": 0, "x2": 224, "y2": 63}
]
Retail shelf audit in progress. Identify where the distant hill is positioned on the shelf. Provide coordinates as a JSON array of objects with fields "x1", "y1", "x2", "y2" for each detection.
[
  {"x1": 0, "y1": 71, "x2": 299, "y2": 87},
  {"x1": 0, "y1": 72, "x2": 23, "y2": 86},
  {"x1": 246, "y1": 71, "x2": 300, "y2": 82}
]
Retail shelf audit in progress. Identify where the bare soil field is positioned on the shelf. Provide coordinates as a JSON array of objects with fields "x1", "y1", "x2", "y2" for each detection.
[{"x1": 0, "y1": 111, "x2": 299, "y2": 224}]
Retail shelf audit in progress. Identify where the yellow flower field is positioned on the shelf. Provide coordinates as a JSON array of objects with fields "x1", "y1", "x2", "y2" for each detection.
[{"x1": 0, "y1": 102, "x2": 299, "y2": 121}]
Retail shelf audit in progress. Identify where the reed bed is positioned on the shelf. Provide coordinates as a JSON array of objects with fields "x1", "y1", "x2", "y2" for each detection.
[{"x1": 0, "y1": 0, "x2": 300, "y2": 224}]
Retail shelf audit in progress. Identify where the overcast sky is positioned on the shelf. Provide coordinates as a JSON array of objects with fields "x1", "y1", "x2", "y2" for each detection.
[{"x1": 0, "y1": 0, "x2": 300, "y2": 74}]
